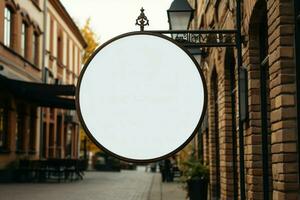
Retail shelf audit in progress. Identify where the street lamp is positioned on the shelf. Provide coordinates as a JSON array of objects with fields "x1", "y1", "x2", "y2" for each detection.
[{"x1": 167, "y1": 0, "x2": 194, "y2": 31}]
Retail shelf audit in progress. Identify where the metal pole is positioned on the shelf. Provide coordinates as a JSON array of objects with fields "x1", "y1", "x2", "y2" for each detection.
[
  {"x1": 39, "y1": 0, "x2": 47, "y2": 159},
  {"x1": 236, "y1": 0, "x2": 246, "y2": 199}
]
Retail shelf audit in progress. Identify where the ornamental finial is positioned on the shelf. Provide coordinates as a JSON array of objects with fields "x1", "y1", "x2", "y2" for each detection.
[{"x1": 135, "y1": 7, "x2": 149, "y2": 31}]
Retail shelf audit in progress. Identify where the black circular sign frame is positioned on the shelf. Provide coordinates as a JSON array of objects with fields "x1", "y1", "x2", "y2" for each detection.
[{"x1": 75, "y1": 31, "x2": 208, "y2": 163}]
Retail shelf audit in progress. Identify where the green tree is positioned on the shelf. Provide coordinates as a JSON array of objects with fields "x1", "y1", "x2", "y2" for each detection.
[{"x1": 81, "y1": 18, "x2": 99, "y2": 63}]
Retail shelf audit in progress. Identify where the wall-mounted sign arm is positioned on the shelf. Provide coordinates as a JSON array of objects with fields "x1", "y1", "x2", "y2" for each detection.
[{"x1": 148, "y1": 29, "x2": 237, "y2": 48}]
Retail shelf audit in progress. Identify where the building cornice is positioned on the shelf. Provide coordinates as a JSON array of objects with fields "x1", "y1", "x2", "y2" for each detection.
[{"x1": 49, "y1": 0, "x2": 87, "y2": 48}]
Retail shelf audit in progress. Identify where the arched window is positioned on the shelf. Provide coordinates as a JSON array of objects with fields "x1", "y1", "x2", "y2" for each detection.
[
  {"x1": 258, "y1": 6, "x2": 272, "y2": 200},
  {"x1": 248, "y1": 1, "x2": 272, "y2": 198},
  {"x1": 4, "y1": 7, "x2": 13, "y2": 47}
]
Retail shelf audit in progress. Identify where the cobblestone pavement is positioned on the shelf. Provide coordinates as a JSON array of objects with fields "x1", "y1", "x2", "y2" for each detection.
[
  {"x1": 0, "y1": 169, "x2": 186, "y2": 200},
  {"x1": 148, "y1": 173, "x2": 186, "y2": 200},
  {"x1": 0, "y1": 170, "x2": 153, "y2": 200}
]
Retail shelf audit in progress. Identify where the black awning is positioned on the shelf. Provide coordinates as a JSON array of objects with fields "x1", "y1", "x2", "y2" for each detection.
[{"x1": 0, "y1": 74, "x2": 76, "y2": 110}]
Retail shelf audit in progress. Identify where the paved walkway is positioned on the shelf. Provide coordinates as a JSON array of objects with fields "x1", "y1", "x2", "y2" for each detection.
[
  {"x1": 149, "y1": 173, "x2": 186, "y2": 200},
  {"x1": 0, "y1": 170, "x2": 186, "y2": 200}
]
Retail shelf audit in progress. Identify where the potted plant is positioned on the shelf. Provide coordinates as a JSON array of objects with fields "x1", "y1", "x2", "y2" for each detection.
[{"x1": 181, "y1": 159, "x2": 209, "y2": 200}]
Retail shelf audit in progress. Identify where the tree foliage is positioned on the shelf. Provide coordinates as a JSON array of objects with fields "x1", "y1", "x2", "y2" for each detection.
[
  {"x1": 80, "y1": 128, "x2": 101, "y2": 157},
  {"x1": 79, "y1": 18, "x2": 101, "y2": 157},
  {"x1": 81, "y1": 18, "x2": 99, "y2": 63}
]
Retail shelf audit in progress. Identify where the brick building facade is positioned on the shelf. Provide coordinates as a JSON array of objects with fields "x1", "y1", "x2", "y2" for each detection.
[
  {"x1": 188, "y1": 0, "x2": 300, "y2": 199},
  {"x1": 42, "y1": 0, "x2": 86, "y2": 159},
  {"x1": 0, "y1": 0, "x2": 86, "y2": 170},
  {"x1": 0, "y1": 0, "x2": 43, "y2": 169}
]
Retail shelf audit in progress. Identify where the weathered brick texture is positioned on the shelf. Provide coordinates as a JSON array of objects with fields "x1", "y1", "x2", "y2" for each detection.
[{"x1": 189, "y1": 0, "x2": 300, "y2": 199}]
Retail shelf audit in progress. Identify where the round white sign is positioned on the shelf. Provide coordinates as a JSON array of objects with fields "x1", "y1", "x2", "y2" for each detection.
[{"x1": 76, "y1": 32, "x2": 207, "y2": 162}]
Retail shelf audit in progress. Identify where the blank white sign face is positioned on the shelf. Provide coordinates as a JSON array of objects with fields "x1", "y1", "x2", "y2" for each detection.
[{"x1": 76, "y1": 32, "x2": 207, "y2": 162}]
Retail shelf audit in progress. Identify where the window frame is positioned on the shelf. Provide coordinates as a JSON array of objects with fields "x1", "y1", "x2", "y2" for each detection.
[
  {"x1": 15, "y1": 106, "x2": 26, "y2": 153},
  {"x1": 32, "y1": 32, "x2": 39, "y2": 66},
  {"x1": 29, "y1": 108, "x2": 37, "y2": 153},
  {"x1": 4, "y1": 6, "x2": 13, "y2": 48},
  {"x1": 57, "y1": 33, "x2": 64, "y2": 66},
  {"x1": 21, "y1": 22, "x2": 28, "y2": 58}
]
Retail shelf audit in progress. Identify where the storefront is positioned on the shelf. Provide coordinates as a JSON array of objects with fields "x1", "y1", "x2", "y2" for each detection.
[{"x1": 0, "y1": 73, "x2": 76, "y2": 169}]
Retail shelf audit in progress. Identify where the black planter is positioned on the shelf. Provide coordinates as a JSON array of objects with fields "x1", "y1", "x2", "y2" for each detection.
[{"x1": 187, "y1": 178, "x2": 208, "y2": 200}]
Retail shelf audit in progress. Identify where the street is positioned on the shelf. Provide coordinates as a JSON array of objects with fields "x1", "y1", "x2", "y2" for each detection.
[{"x1": 0, "y1": 167, "x2": 186, "y2": 200}]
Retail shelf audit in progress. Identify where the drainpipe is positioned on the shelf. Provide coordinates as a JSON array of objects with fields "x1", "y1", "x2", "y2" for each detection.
[{"x1": 39, "y1": 0, "x2": 48, "y2": 159}]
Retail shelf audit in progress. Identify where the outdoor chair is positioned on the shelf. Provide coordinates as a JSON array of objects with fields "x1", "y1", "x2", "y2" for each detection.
[
  {"x1": 47, "y1": 159, "x2": 65, "y2": 182},
  {"x1": 64, "y1": 159, "x2": 76, "y2": 181}
]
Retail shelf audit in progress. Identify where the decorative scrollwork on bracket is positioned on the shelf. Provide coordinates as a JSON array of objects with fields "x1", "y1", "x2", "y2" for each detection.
[{"x1": 148, "y1": 30, "x2": 237, "y2": 48}]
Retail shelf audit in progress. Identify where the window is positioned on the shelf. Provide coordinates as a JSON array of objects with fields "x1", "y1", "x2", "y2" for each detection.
[
  {"x1": 66, "y1": 38, "x2": 69, "y2": 70},
  {"x1": 65, "y1": 125, "x2": 72, "y2": 158},
  {"x1": 57, "y1": 32, "x2": 63, "y2": 65},
  {"x1": 50, "y1": 18, "x2": 54, "y2": 53},
  {"x1": 258, "y1": 8, "x2": 272, "y2": 199},
  {"x1": 4, "y1": 7, "x2": 12, "y2": 47},
  {"x1": 0, "y1": 107, "x2": 8, "y2": 151},
  {"x1": 15, "y1": 110, "x2": 25, "y2": 152},
  {"x1": 21, "y1": 22, "x2": 27, "y2": 57},
  {"x1": 32, "y1": 33, "x2": 39, "y2": 65},
  {"x1": 42, "y1": 122, "x2": 47, "y2": 158},
  {"x1": 29, "y1": 109, "x2": 37, "y2": 152},
  {"x1": 49, "y1": 123, "x2": 54, "y2": 157},
  {"x1": 56, "y1": 115, "x2": 62, "y2": 158}
]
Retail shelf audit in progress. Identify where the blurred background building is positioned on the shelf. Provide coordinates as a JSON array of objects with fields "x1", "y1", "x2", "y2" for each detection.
[
  {"x1": 42, "y1": 0, "x2": 86, "y2": 159},
  {"x1": 0, "y1": 0, "x2": 86, "y2": 170},
  {"x1": 0, "y1": 0, "x2": 299, "y2": 199}
]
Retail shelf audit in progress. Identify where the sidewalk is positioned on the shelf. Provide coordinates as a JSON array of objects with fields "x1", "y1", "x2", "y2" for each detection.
[
  {"x1": 148, "y1": 173, "x2": 187, "y2": 200},
  {"x1": 0, "y1": 170, "x2": 186, "y2": 200}
]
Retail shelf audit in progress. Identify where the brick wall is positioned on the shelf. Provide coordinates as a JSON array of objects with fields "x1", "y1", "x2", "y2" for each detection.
[
  {"x1": 192, "y1": 0, "x2": 299, "y2": 199},
  {"x1": 268, "y1": 0, "x2": 299, "y2": 199}
]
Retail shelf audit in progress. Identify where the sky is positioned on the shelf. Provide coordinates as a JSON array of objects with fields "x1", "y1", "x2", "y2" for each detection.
[{"x1": 61, "y1": 0, "x2": 173, "y2": 44}]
